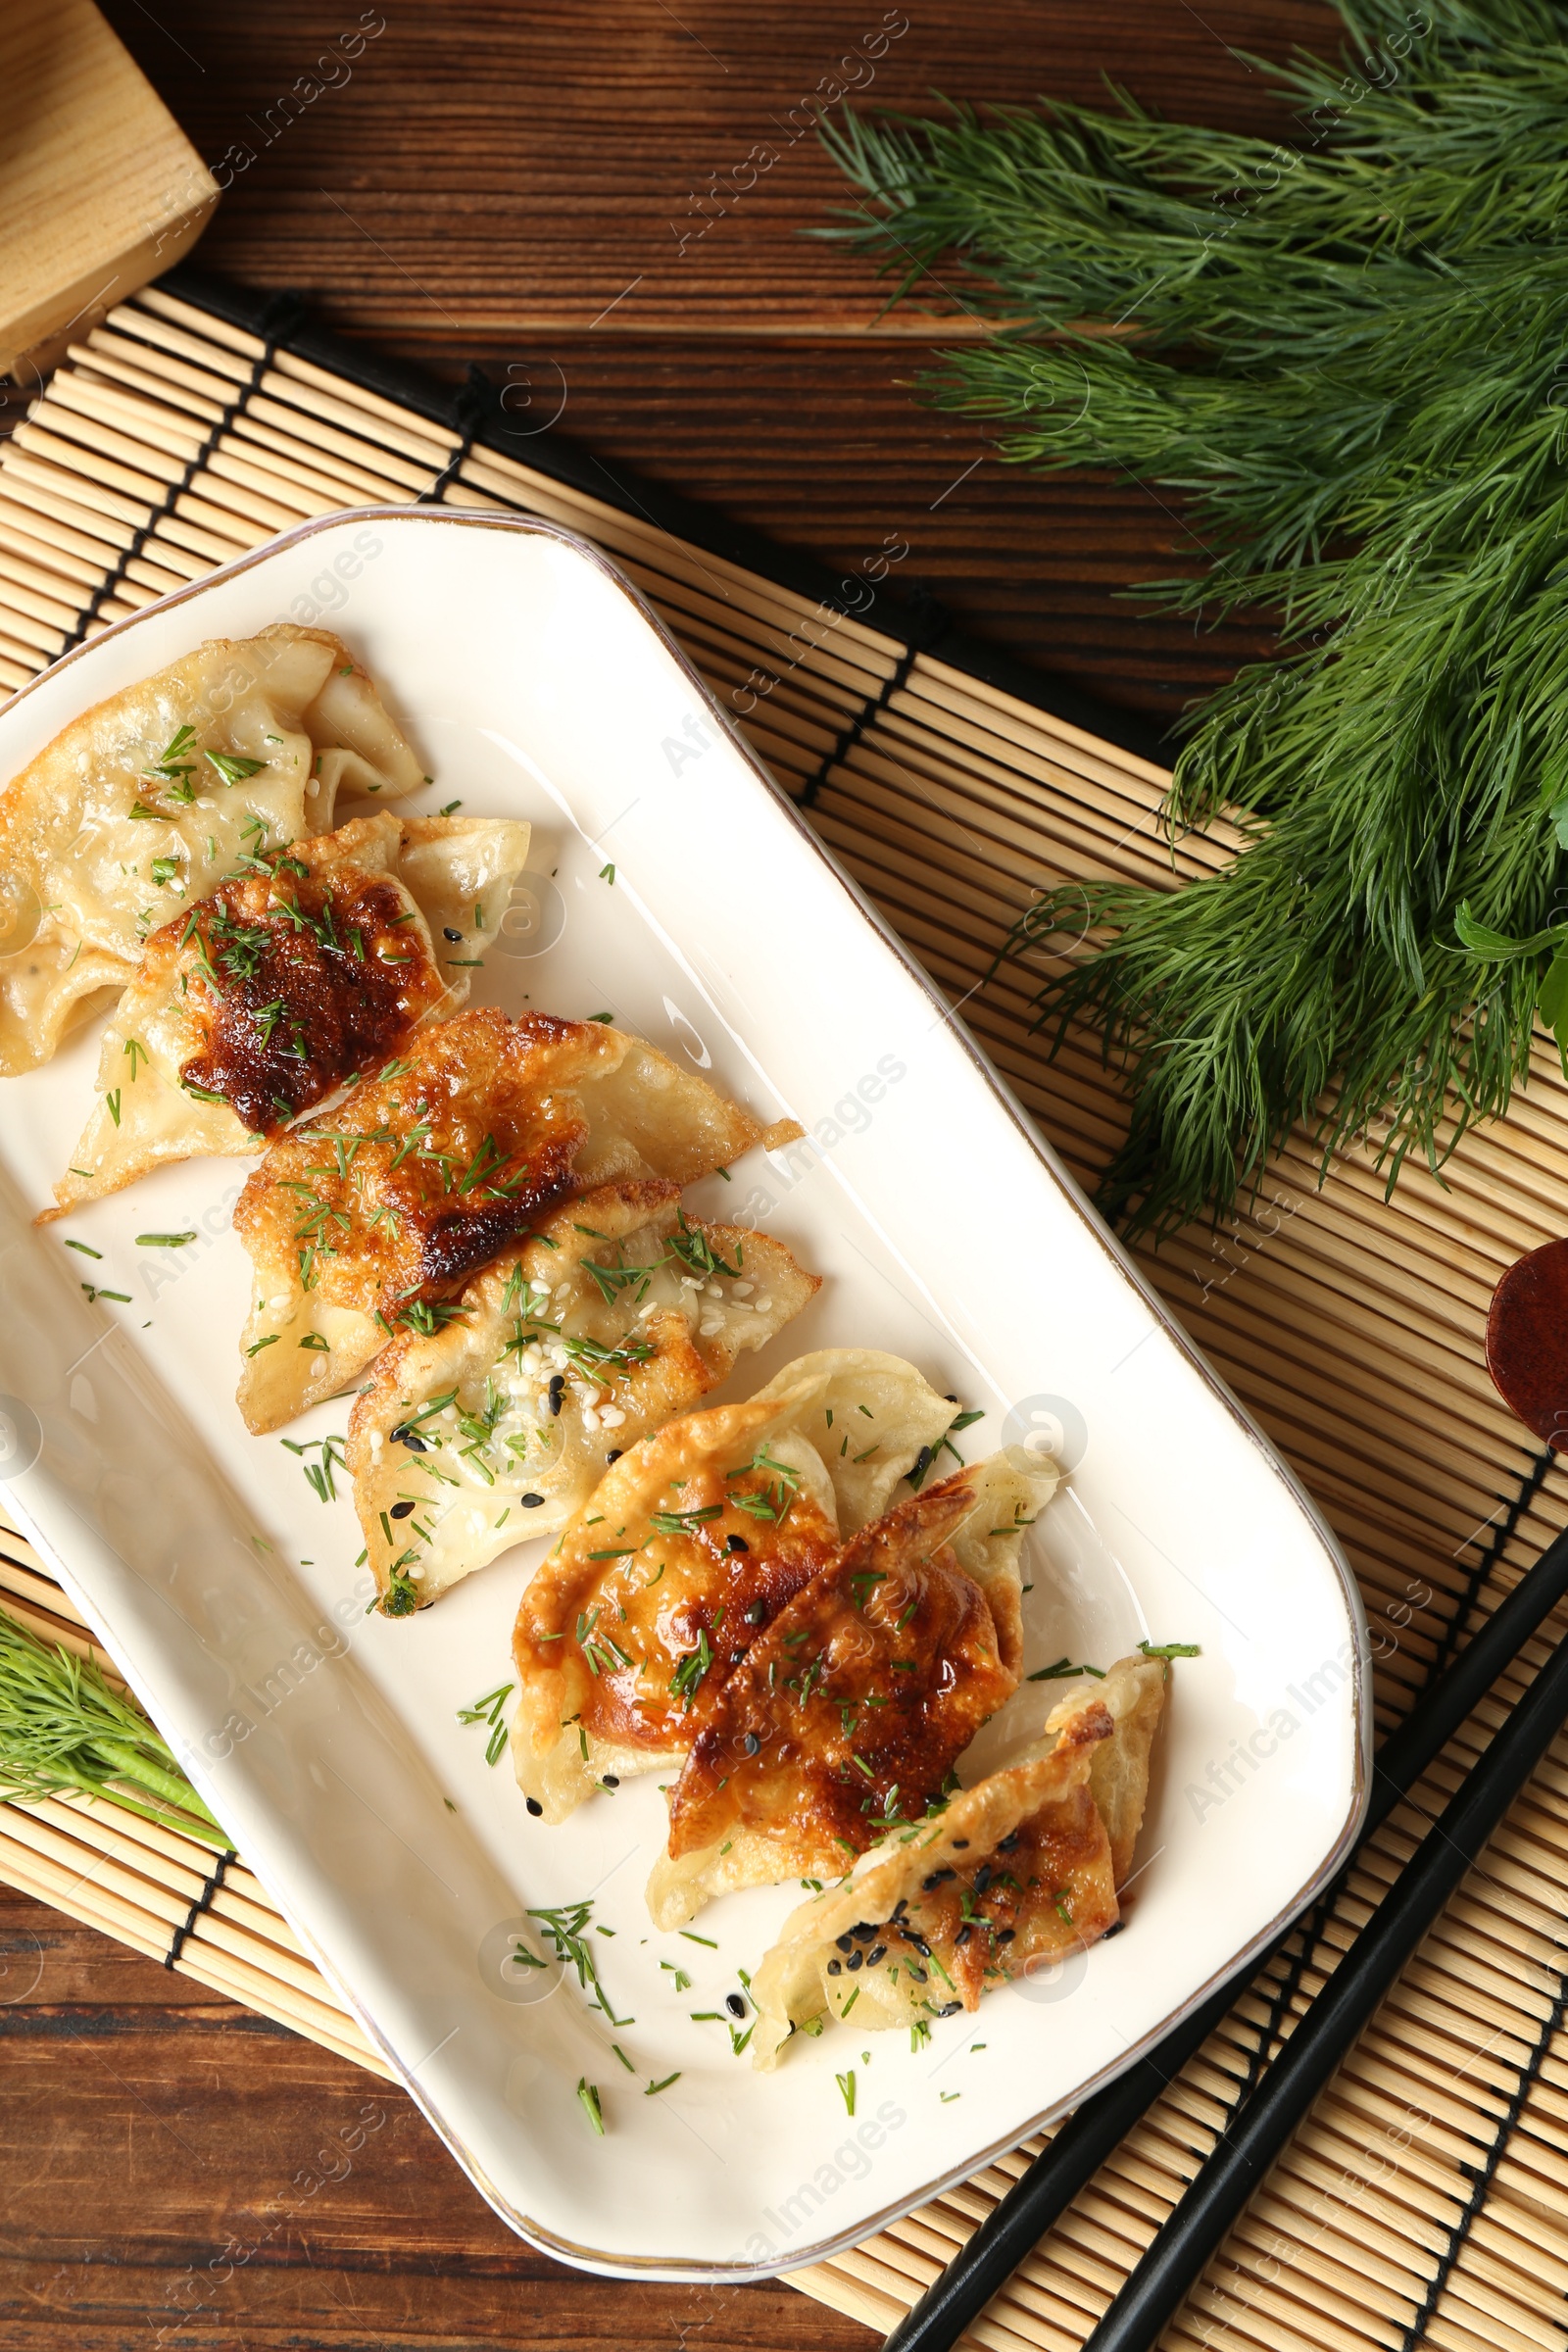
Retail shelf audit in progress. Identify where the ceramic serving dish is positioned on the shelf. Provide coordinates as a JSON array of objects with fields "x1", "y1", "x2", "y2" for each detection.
[{"x1": 0, "y1": 508, "x2": 1369, "y2": 2278}]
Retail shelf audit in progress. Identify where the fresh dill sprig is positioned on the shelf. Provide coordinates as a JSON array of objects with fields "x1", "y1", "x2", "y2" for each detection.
[
  {"x1": 0, "y1": 1607, "x2": 228, "y2": 1848},
  {"x1": 821, "y1": 0, "x2": 1568, "y2": 1233}
]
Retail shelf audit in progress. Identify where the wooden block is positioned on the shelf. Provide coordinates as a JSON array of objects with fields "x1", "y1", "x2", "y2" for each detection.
[{"x1": 0, "y1": 0, "x2": 218, "y2": 381}]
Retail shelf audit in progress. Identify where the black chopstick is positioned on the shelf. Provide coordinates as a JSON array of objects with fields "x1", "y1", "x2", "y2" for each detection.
[
  {"x1": 1081, "y1": 1579, "x2": 1568, "y2": 2350},
  {"x1": 881, "y1": 1519, "x2": 1568, "y2": 2352}
]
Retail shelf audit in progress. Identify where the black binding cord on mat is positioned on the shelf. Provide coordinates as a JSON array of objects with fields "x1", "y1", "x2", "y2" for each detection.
[
  {"x1": 797, "y1": 584, "x2": 951, "y2": 809},
  {"x1": 417, "y1": 364, "x2": 491, "y2": 505},
  {"x1": 1225, "y1": 1442, "x2": 1555, "y2": 2112},
  {"x1": 151, "y1": 261, "x2": 1174, "y2": 773},
  {"x1": 164, "y1": 1848, "x2": 237, "y2": 1971},
  {"x1": 880, "y1": 1450, "x2": 1568, "y2": 2352},
  {"x1": 59, "y1": 289, "x2": 307, "y2": 655},
  {"x1": 1395, "y1": 1968, "x2": 1568, "y2": 2352}
]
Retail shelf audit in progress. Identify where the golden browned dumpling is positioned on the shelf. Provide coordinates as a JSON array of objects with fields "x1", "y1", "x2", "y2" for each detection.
[
  {"x1": 0, "y1": 626, "x2": 425, "y2": 1075},
  {"x1": 40, "y1": 813, "x2": 528, "y2": 1215},
  {"x1": 349, "y1": 1178, "x2": 820, "y2": 1612},
  {"x1": 232, "y1": 1009, "x2": 800, "y2": 1434},
  {"x1": 512, "y1": 1385, "x2": 845, "y2": 1823},
  {"x1": 749, "y1": 1654, "x2": 1165, "y2": 2067},
  {"x1": 509, "y1": 1351, "x2": 975, "y2": 1822},
  {"x1": 646, "y1": 1456, "x2": 1048, "y2": 1928}
]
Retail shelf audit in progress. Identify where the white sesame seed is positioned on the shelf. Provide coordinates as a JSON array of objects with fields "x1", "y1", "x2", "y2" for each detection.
[
  {"x1": 756, "y1": 1296, "x2": 774, "y2": 1312},
  {"x1": 731, "y1": 1281, "x2": 754, "y2": 1297}
]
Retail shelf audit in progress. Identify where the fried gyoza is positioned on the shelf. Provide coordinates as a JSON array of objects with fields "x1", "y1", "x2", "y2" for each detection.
[
  {"x1": 749, "y1": 1654, "x2": 1166, "y2": 2067},
  {"x1": 349, "y1": 1178, "x2": 819, "y2": 1611},
  {"x1": 510, "y1": 1351, "x2": 966, "y2": 1823},
  {"x1": 41, "y1": 814, "x2": 529, "y2": 1215},
  {"x1": 646, "y1": 1456, "x2": 1051, "y2": 1928},
  {"x1": 0, "y1": 627, "x2": 424, "y2": 1074},
  {"x1": 232, "y1": 1009, "x2": 800, "y2": 1433}
]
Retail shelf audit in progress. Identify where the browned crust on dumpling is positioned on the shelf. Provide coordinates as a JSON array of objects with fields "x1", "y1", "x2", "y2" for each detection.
[
  {"x1": 235, "y1": 1007, "x2": 597, "y2": 1321},
  {"x1": 512, "y1": 1394, "x2": 843, "y2": 1813},
  {"x1": 666, "y1": 1471, "x2": 1018, "y2": 1879}
]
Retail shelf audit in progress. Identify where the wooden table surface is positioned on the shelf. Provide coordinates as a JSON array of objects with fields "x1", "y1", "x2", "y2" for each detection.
[{"x1": 8, "y1": 4, "x2": 1335, "y2": 2343}]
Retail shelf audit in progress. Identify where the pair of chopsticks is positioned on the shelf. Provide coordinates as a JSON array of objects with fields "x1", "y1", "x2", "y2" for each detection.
[{"x1": 883, "y1": 1512, "x2": 1568, "y2": 2352}]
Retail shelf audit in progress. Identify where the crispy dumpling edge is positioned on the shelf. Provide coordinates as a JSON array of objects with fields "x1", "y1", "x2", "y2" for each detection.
[
  {"x1": 349, "y1": 1188, "x2": 821, "y2": 1610},
  {"x1": 749, "y1": 1656, "x2": 1163, "y2": 2067}
]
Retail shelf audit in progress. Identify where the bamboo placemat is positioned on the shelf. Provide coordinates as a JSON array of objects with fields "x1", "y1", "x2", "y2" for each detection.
[{"x1": 4, "y1": 275, "x2": 1568, "y2": 2352}]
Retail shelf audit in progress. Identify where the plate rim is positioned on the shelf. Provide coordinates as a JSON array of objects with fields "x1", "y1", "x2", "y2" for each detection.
[{"x1": 0, "y1": 500, "x2": 1373, "y2": 2280}]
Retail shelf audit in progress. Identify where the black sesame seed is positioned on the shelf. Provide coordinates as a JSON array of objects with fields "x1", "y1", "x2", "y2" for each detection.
[
  {"x1": 996, "y1": 1832, "x2": 1021, "y2": 1853},
  {"x1": 524, "y1": 1796, "x2": 543, "y2": 1817},
  {"x1": 1102, "y1": 1919, "x2": 1126, "y2": 1939},
  {"x1": 852, "y1": 1921, "x2": 877, "y2": 1941},
  {"x1": 827, "y1": 1959, "x2": 842, "y2": 1976},
  {"x1": 602, "y1": 1775, "x2": 618, "y2": 1788},
  {"x1": 606, "y1": 1448, "x2": 622, "y2": 1464},
  {"x1": 952, "y1": 1838, "x2": 970, "y2": 1849},
  {"x1": 955, "y1": 1924, "x2": 972, "y2": 1946},
  {"x1": 389, "y1": 1499, "x2": 416, "y2": 1519},
  {"x1": 519, "y1": 1493, "x2": 545, "y2": 1508},
  {"x1": 835, "y1": 1934, "x2": 855, "y2": 1953},
  {"x1": 742, "y1": 1598, "x2": 766, "y2": 1623},
  {"x1": 727, "y1": 1535, "x2": 750, "y2": 1555},
  {"x1": 740, "y1": 1732, "x2": 760, "y2": 1757},
  {"x1": 847, "y1": 1950, "x2": 863, "y2": 1972},
  {"x1": 546, "y1": 1375, "x2": 564, "y2": 1417},
  {"x1": 996, "y1": 1928, "x2": 1015, "y2": 1943},
  {"x1": 391, "y1": 1425, "x2": 427, "y2": 1452},
  {"x1": 908, "y1": 1964, "x2": 928, "y2": 1983},
  {"x1": 724, "y1": 1992, "x2": 747, "y2": 2019},
  {"x1": 972, "y1": 1864, "x2": 993, "y2": 1895},
  {"x1": 729, "y1": 1649, "x2": 745, "y2": 1665},
  {"x1": 866, "y1": 1944, "x2": 886, "y2": 1966},
  {"x1": 935, "y1": 2000, "x2": 962, "y2": 2018},
  {"x1": 442, "y1": 926, "x2": 463, "y2": 942}
]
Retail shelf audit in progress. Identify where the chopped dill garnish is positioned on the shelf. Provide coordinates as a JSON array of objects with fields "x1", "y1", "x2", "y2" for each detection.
[
  {"x1": 575, "y1": 2078, "x2": 605, "y2": 2135},
  {"x1": 529, "y1": 1898, "x2": 632, "y2": 2026},
  {"x1": 457, "y1": 1681, "x2": 513, "y2": 1765}
]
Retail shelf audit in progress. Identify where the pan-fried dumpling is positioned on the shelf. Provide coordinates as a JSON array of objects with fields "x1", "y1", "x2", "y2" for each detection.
[
  {"x1": 349, "y1": 1178, "x2": 820, "y2": 1612},
  {"x1": 749, "y1": 1655, "x2": 1165, "y2": 2066},
  {"x1": 232, "y1": 1008, "x2": 801, "y2": 1434},
  {"x1": 0, "y1": 626, "x2": 425, "y2": 1075},
  {"x1": 510, "y1": 1350, "x2": 963, "y2": 1822},
  {"x1": 646, "y1": 1457, "x2": 1049, "y2": 1928},
  {"x1": 512, "y1": 1385, "x2": 842, "y2": 1822},
  {"x1": 41, "y1": 814, "x2": 529, "y2": 1215}
]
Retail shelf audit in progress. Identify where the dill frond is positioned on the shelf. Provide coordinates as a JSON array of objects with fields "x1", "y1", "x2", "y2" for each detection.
[
  {"x1": 822, "y1": 0, "x2": 1568, "y2": 1232},
  {"x1": 0, "y1": 1607, "x2": 229, "y2": 1849}
]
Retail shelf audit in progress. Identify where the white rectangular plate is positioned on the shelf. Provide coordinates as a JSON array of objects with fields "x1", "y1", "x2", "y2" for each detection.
[{"x1": 0, "y1": 509, "x2": 1369, "y2": 2278}]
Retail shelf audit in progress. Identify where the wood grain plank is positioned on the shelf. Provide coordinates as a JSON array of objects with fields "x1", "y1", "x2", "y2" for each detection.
[
  {"x1": 80, "y1": 0, "x2": 1351, "y2": 715},
  {"x1": 0, "y1": 1886, "x2": 874, "y2": 2348}
]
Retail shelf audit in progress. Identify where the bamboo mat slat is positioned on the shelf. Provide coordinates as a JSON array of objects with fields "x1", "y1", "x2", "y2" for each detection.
[{"x1": 5, "y1": 280, "x2": 1568, "y2": 2352}]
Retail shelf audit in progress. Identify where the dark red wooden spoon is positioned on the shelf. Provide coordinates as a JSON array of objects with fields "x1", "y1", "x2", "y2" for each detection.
[{"x1": 1488, "y1": 1237, "x2": 1568, "y2": 1448}]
